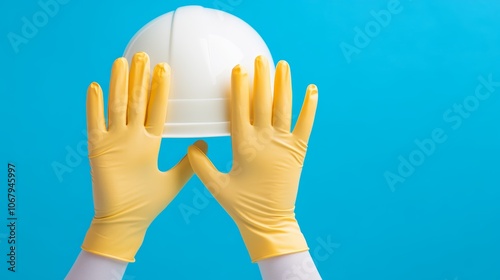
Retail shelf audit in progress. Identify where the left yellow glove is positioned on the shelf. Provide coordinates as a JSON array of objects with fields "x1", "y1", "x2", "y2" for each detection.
[{"x1": 81, "y1": 52, "x2": 206, "y2": 262}]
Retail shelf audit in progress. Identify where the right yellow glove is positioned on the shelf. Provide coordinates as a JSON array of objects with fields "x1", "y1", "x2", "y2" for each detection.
[
  {"x1": 188, "y1": 56, "x2": 318, "y2": 262},
  {"x1": 82, "y1": 52, "x2": 206, "y2": 262}
]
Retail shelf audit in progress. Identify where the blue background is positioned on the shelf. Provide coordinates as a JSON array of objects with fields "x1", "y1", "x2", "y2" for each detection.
[{"x1": 1, "y1": 0, "x2": 500, "y2": 279}]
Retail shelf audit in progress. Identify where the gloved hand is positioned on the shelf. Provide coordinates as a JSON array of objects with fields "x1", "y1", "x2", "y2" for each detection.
[
  {"x1": 188, "y1": 56, "x2": 318, "y2": 262},
  {"x1": 82, "y1": 52, "x2": 206, "y2": 262}
]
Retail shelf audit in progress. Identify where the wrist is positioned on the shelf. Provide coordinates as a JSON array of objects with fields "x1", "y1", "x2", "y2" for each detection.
[
  {"x1": 258, "y1": 251, "x2": 322, "y2": 280},
  {"x1": 81, "y1": 217, "x2": 148, "y2": 262},
  {"x1": 237, "y1": 216, "x2": 309, "y2": 262}
]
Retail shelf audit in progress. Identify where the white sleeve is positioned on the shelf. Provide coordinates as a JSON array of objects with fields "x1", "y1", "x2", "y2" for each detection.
[
  {"x1": 258, "y1": 251, "x2": 322, "y2": 280},
  {"x1": 65, "y1": 250, "x2": 128, "y2": 280}
]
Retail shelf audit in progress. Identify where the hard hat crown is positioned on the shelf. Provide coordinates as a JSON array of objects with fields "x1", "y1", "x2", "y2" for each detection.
[{"x1": 124, "y1": 5, "x2": 275, "y2": 137}]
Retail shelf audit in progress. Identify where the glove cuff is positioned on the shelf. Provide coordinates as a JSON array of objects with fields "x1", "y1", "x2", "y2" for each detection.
[
  {"x1": 238, "y1": 217, "x2": 309, "y2": 262},
  {"x1": 81, "y1": 217, "x2": 148, "y2": 262}
]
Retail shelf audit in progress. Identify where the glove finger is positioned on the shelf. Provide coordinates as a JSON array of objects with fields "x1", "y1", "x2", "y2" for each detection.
[
  {"x1": 231, "y1": 65, "x2": 251, "y2": 149},
  {"x1": 252, "y1": 55, "x2": 272, "y2": 128},
  {"x1": 293, "y1": 84, "x2": 318, "y2": 143},
  {"x1": 272, "y1": 60, "x2": 292, "y2": 132},
  {"x1": 145, "y1": 63, "x2": 170, "y2": 136},
  {"x1": 127, "y1": 52, "x2": 150, "y2": 126},
  {"x1": 165, "y1": 140, "x2": 209, "y2": 195},
  {"x1": 108, "y1": 57, "x2": 128, "y2": 130},
  {"x1": 187, "y1": 142, "x2": 228, "y2": 197},
  {"x1": 86, "y1": 82, "x2": 106, "y2": 133}
]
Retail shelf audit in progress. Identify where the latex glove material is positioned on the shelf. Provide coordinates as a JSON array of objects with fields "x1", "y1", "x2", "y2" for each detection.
[
  {"x1": 188, "y1": 56, "x2": 318, "y2": 262},
  {"x1": 82, "y1": 52, "x2": 206, "y2": 262}
]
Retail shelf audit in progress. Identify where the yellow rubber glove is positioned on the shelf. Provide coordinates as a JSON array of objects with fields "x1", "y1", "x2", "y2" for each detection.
[
  {"x1": 188, "y1": 56, "x2": 318, "y2": 262},
  {"x1": 82, "y1": 52, "x2": 206, "y2": 262}
]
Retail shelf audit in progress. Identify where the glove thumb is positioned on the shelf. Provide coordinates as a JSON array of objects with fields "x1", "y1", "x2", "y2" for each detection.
[
  {"x1": 188, "y1": 142, "x2": 227, "y2": 197},
  {"x1": 165, "y1": 140, "x2": 208, "y2": 194}
]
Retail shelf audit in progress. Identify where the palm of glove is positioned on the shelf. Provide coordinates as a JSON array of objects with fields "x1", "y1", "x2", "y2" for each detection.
[
  {"x1": 89, "y1": 127, "x2": 171, "y2": 224},
  {"x1": 218, "y1": 129, "x2": 307, "y2": 227}
]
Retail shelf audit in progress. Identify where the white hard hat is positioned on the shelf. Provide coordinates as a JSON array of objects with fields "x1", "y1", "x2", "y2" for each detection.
[{"x1": 124, "y1": 5, "x2": 275, "y2": 138}]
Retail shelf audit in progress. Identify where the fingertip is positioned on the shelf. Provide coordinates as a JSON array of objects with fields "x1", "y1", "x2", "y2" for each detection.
[
  {"x1": 131, "y1": 52, "x2": 151, "y2": 72},
  {"x1": 90, "y1": 81, "x2": 99, "y2": 89},
  {"x1": 255, "y1": 56, "x2": 270, "y2": 75},
  {"x1": 276, "y1": 60, "x2": 291, "y2": 82},
  {"x1": 192, "y1": 140, "x2": 208, "y2": 154},
  {"x1": 255, "y1": 55, "x2": 271, "y2": 80},
  {"x1": 187, "y1": 144, "x2": 208, "y2": 174},
  {"x1": 88, "y1": 82, "x2": 101, "y2": 94},
  {"x1": 188, "y1": 144, "x2": 203, "y2": 157},
  {"x1": 154, "y1": 63, "x2": 171, "y2": 77},
  {"x1": 232, "y1": 64, "x2": 248, "y2": 76},
  {"x1": 255, "y1": 55, "x2": 269, "y2": 67},
  {"x1": 277, "y1": 60, "x2": 290, "y2": 70},
  {"x1": 307, "y1": 84, "x2": 318, "y2": 97},
  {"x1": 114, "y1": 57, "x2": 128, "y2": 67},
  {"x1": 133, "y1": 51, "x2": 149, "y2": 62}
]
